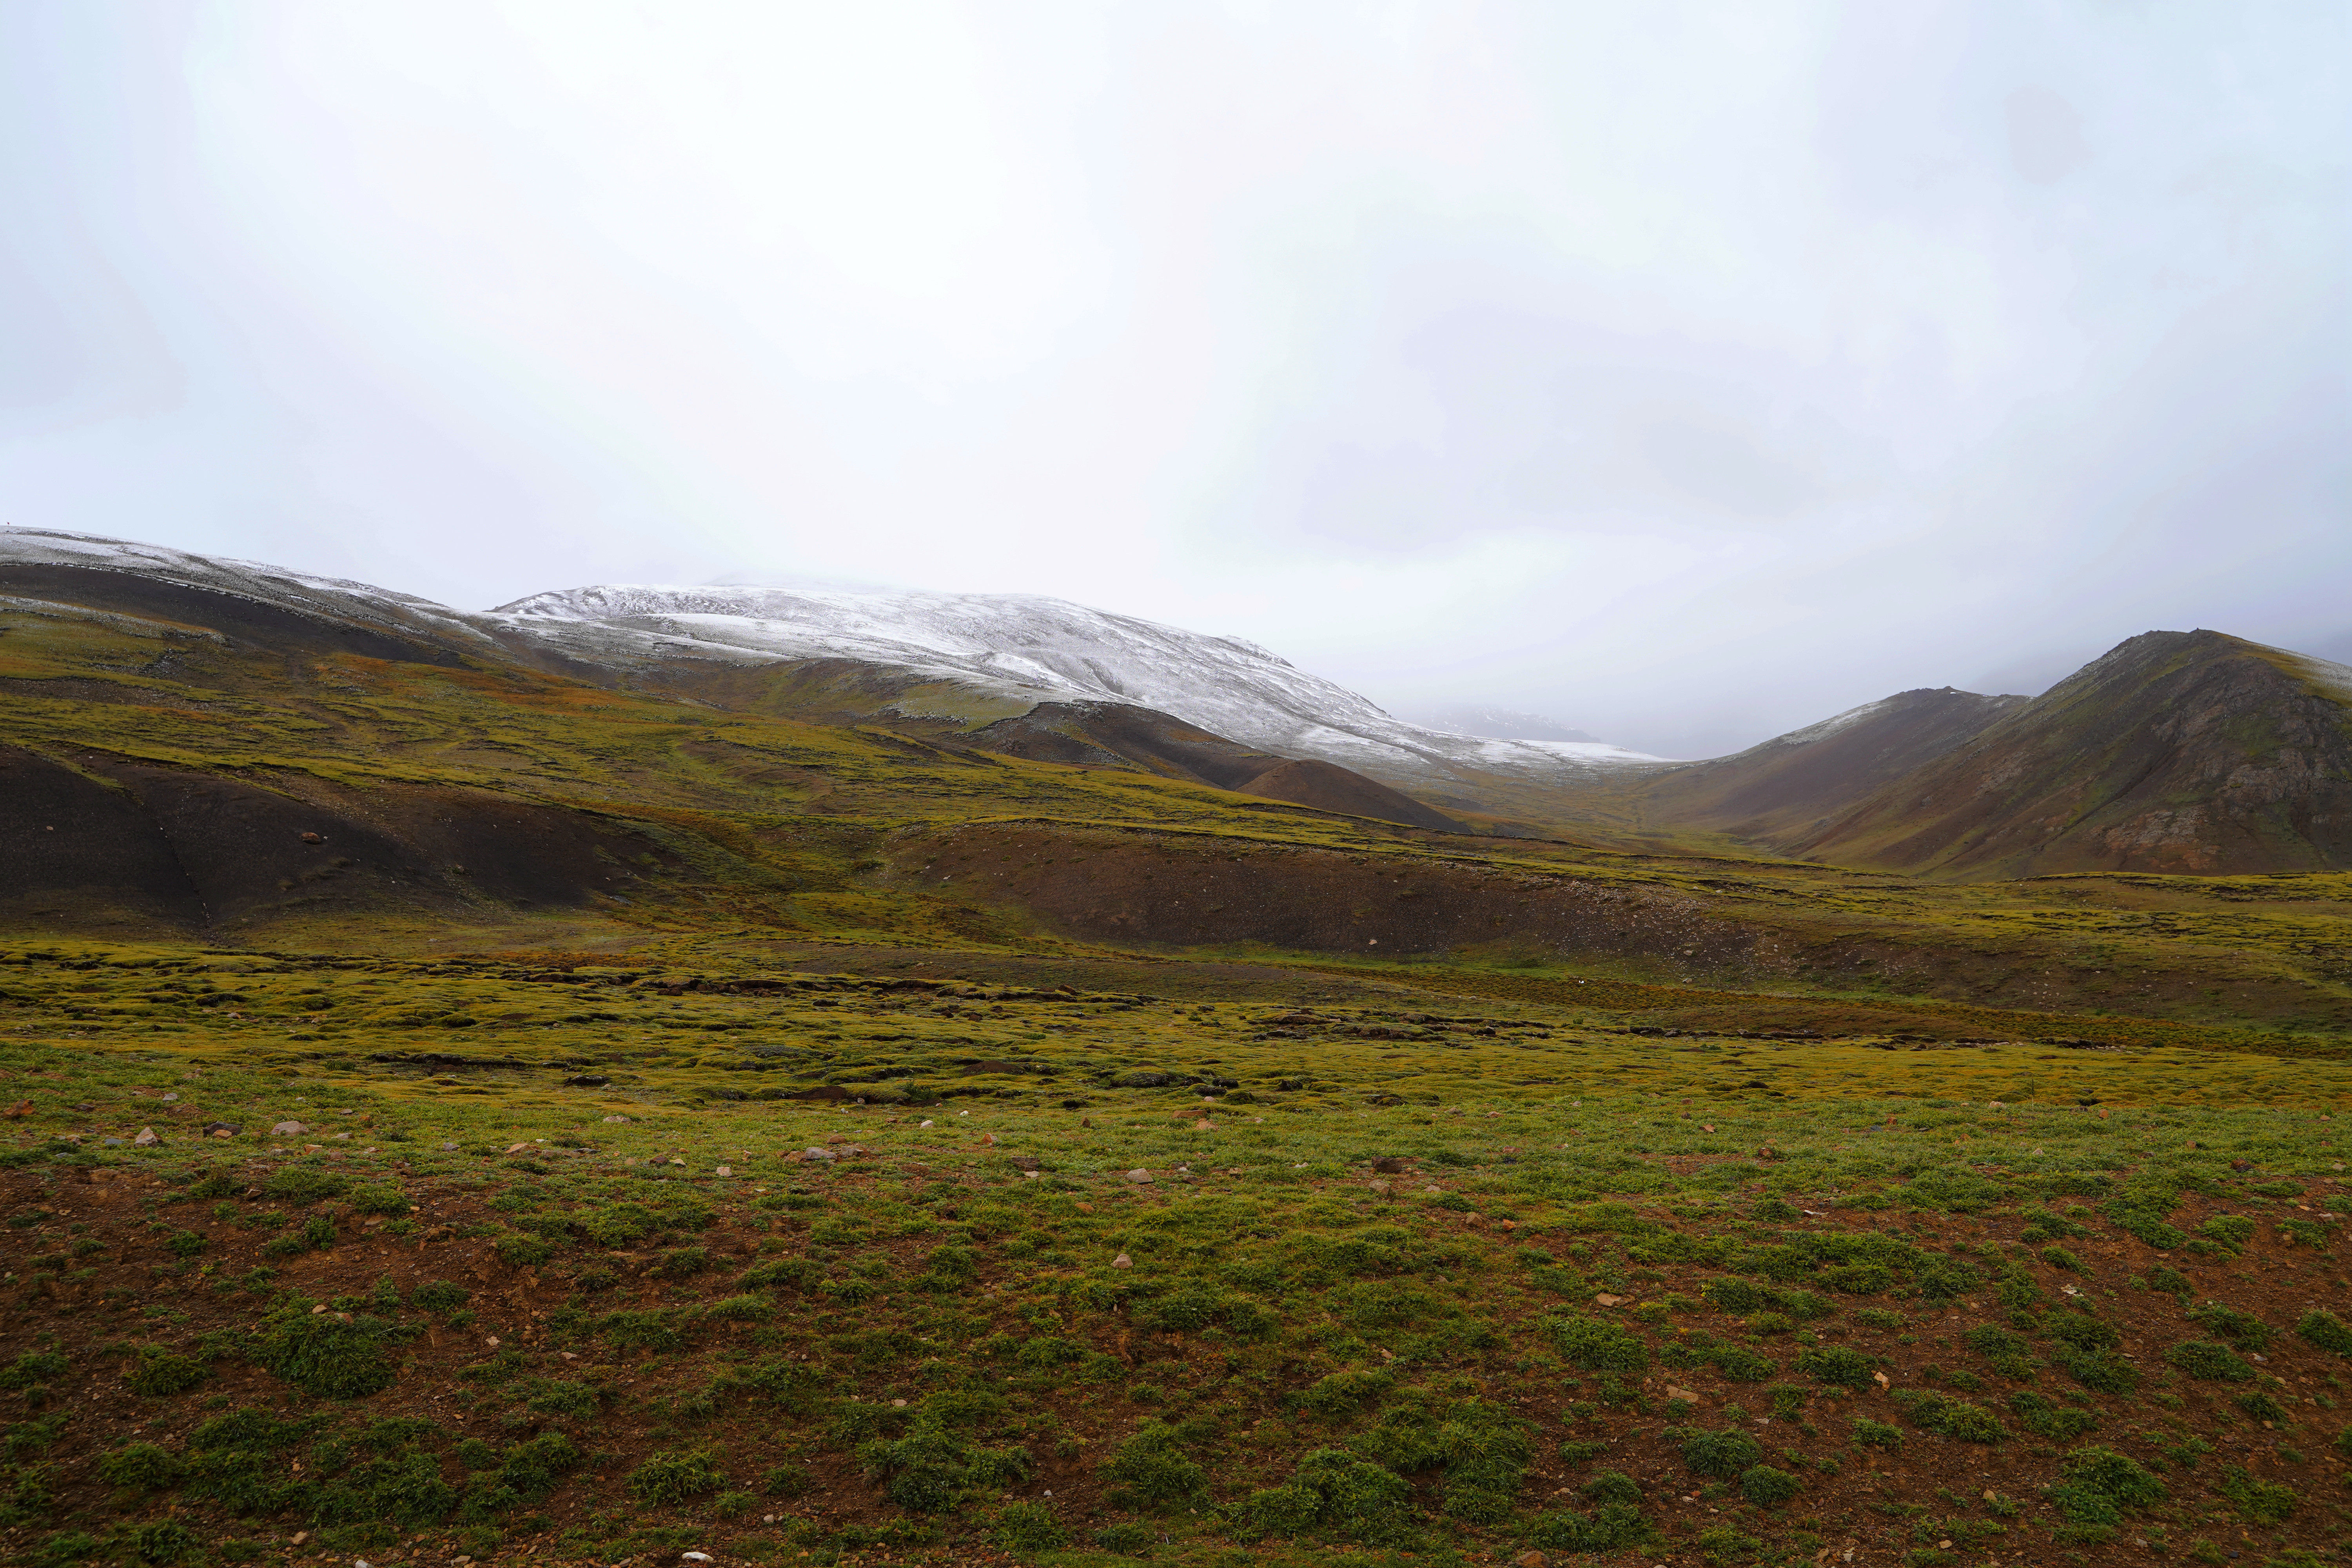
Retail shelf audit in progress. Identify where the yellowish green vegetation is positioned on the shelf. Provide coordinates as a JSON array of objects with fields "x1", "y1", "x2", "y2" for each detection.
[
  {"x1": 4, "y1": 589, "x2": 2352, "y2": 1566},
  {"x1": 0, "y1": 941, "x2": 2348, "y2": 1568}
]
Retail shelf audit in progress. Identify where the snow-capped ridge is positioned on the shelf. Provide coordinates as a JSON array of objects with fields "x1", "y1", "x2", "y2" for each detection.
[{"x1": 496, "y1": 583, "x2": 1669, "y2": 784}]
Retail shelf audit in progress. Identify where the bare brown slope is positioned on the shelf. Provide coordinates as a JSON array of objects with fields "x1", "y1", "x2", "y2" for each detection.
[
  {"x1": 1628, "y1": 686, "x2": 2025, "y2": 841},
  {"x1": 1234, "y1": 757, "x2": 1461, "y2": 831},
  {"x1": 0, "y1": 745, "x2": 695, "y2": 934},
  {"x1": 1786, "y1": 630, "x2": 2352, "y2": 877},
  {"x1": 962, "y1": 701, "x2": 1461, "y2": 830}
]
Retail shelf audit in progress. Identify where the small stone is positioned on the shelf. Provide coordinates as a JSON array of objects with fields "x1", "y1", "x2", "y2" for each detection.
[
  {"x1": 682, "y1": 1555, "x2": 713, "y2": 1564},
  {"x1": 1371, "y1": 1156, "x2": 1407, "y2": 1172},
  {"x1": 439, "y1": 1140, "x2": 458, "y2": 1150},
  {"x1": 272, "y1": 1120, "x2": 305, "y2": 1136},
  {"x1": 1112, "y1": 1253, "x2": 1132, "y2": 1268},
  {"x1": 602, "y1": 1114, "x2": 632, "y2": 1124},
  {"x1": 803, "y1": 1147, "x2": 836, "y2": 1162},
  {"x1": 202, "y1": 1121, "x2": 241, "y2": 1136},
  {"x1": 1368, "y1": 1180, "x2": 1391, "y2": 1195},
  {"x1": 1593, "y1": 1292, "x2": 1626, "y2": 1307},
  {"x1": 1125, "y1": 1168, "x2": 1153, "y2": 1183},
  {"x1": 486, "y1": 1336, "x2": 499, "y2": 1347},
  {"x1": 714, "y1": 1165, "x2": 732, "y2": 1177},
  {"x1": 919, "y1": 1119, "x2": 935, "y2": 1127},
  {"x1": 132, "y1": 1127, "x2": 158, "y2": 1146},
  {"x1": 506, "y1": 1142, "x2": 529, "y2": 1153},
  {"x1": 891, "y1": 1398, "x2": 907, "y2": 1407},
  {"x1": 1515, "y1": 1552, "x2": 1548, "y2": 1568}
]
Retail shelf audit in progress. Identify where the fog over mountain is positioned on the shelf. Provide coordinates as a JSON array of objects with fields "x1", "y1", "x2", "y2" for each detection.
[{"x1": 0, "y1": 3, "x2": 2342, "y2": 757}]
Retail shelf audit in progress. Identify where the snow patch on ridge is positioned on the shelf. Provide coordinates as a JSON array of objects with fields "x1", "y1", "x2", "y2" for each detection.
[{"x1": 495, "y1": 584, "x2": 1671, "y2": 784}]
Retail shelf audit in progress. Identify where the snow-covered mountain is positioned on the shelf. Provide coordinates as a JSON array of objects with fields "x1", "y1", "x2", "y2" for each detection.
[
  {"x1": 0, "y1": 528, "x2": 1665, "y2": 793},
  {"x1": 492, "y1": 584, "x2": 1667, "y2": 785}
]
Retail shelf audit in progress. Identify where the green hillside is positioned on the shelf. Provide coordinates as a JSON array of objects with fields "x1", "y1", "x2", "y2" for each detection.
[{"x1": 2, "y1": 574, "x2": 2351, "y2": 1567}]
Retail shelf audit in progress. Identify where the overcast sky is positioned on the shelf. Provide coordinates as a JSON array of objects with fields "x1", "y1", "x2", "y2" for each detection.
[{"x1": 3, "y1": 2, "x2": 2344, "y2": 757}]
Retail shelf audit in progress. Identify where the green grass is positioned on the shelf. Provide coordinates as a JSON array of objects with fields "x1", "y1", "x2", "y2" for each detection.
[
  {"x1": 0, "y1": 936, "x2": 2343, "y2": 1565},
  {"x1": 0, "y1": 602, "x2": 2347, "y2": 1564}
]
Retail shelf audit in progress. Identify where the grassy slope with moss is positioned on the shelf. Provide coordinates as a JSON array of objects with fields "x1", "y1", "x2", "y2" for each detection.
[
  {"x1": 9, "y1": 590, "x2": 2352, "y2": 1040},
  {"x1": 4, "y1": 581, "x2": 2352, "y2": 1566},
  {"x1": 0, "y1": 942, "x2": 2347, "y2": 1568}
]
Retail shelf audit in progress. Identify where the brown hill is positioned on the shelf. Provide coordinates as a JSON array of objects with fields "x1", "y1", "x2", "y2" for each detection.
[
  {"x1": 1624, "y1": 686, "x2": 2026, "y2": 842},
  {"x1": 1232, "y1": 757, "x2": 1462, "y2": 831},
  {"x1": 1779, "y1": 630, "x2": 2352, "y2": 877}
]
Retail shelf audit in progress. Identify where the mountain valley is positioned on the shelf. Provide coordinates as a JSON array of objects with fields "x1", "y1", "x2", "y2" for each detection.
[{"x1": 1, "y1": 528, "x2": 2348, "y2": 1568}]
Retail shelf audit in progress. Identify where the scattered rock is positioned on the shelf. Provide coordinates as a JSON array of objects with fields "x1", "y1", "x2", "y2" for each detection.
[
  {"x1": 439, "y1": 1141, "x2": 459, "y2": 1151},
  {"x1": 1664, "y1": 1385, "x2": 1702, "y2": 1402},
  {"x1": 1124, "y1": 1168, "x2": 1153, "y2": 1183},
  {"x1": 1193, "y1": 1118, "x2": 1214, "y2": 1131},
  {"x1": 201, "y1": 1121, "x2": 241, "y2": 1137},
  {"x1": 1514, "y1": 1553, "x2": 1548, "y2": 1568},
  {"x1": 601, "y1": 1115, "x2": 632, "y2": 1124},
  {"x1": 272, "y1": 1120, "x2": 305, "y2": 1136},
  {"x1": 803, "y1": 1147, "x2": 836, "y2": 1162},
  {"x1": 132, "y1": 1127, "x2": 158, "y2": 1147},
  {"x1": 714, "y1": 1165, "x2": 732, "y2": 1178},
  {"x1": 1592, "y1": 1292, "x2": 1627, "y2": 1307},
  {"x1": 1368, "y1": 1180, "x2": 1391, "y2": 1196},
  {"x1": 506, "y1": 1142, "x2": 530, "y2": 1153},
  {"x1": 682, "y1": 1555, "x2": 713, "y2": 1564},
  {"x1": 1112, "y1": 1253, "x2": 1132, "y2": 1268},
  {"x1": 563, "y1": 1075, "x2": 610, "y2": 1087},
  {"x1": 1009, "y1": 1155, "x2": 1040, "y2": 1170},
  {"x1": 1371, "y1": 1156, "x2": 1408, "y2": 1172},
  {"x1": 299, "y1": 831, "x2": 324, "y2": 844}
]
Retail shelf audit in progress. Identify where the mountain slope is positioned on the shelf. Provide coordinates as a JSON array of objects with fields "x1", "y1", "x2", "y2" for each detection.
[
  {"x1": 0, "y1": 531, "x2": 1468, "y2": 829},
  {"x1": 1781, "y1": 630, "x2": 2352, "y2": 877},
  {"x1": 1622, "y1": 686, "x2": 2029, "y2": 843},
  {"x1": 492, "y1": 583, "x2": 1667, "y2": 788}
]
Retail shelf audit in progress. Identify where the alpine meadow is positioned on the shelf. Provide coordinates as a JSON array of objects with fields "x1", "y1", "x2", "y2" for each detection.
[{"x1": 0, "y1": 532, "x2": 2347, "y2": 1568}]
